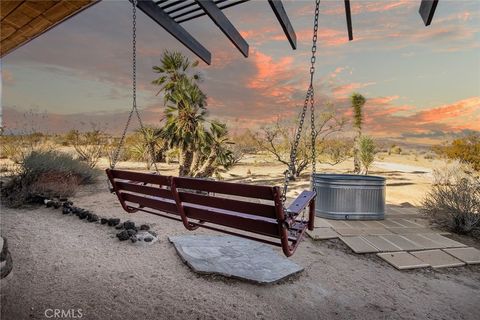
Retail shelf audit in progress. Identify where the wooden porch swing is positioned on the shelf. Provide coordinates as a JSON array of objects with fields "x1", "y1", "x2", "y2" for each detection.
[{"x1": 107, "y1": 0, "x2": 322, "y2": 257}]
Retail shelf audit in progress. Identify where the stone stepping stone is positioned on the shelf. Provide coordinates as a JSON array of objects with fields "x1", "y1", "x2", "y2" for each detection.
[
  {"x1": 377, "y1": 252, "x2": 429, "y2": 270},
  {"x1": 340, "y1": 236, "x2": 379, "y2": 253},
  {"x1": 306, "y1": 227, "x2": 339, "y2": 240},
  {"x1": 314, "y1": 218, "x2": 333, "y2": 228},
  {"x1": 410, "y1": 249, "x2": 465, "y2": 268},
  {"x1": 168, "y1": 235, "x2": 303, "y2": 284},
  {"x1": 443, "y1": 247, "x2": 480, "y2": 264}
]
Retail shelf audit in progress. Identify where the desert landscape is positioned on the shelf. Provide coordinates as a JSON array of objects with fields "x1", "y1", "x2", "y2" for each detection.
[{"x1": 1, "y1": 147, "x2": 480, "y2": 320}]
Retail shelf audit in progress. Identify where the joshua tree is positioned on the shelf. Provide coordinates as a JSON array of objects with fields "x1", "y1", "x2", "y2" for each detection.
[
  {"x1": 161, "y1": 78, "x2": 207, "y2": 176},
  {"x1": 351, "y1": 92, "x2": 366, "y2": 174},
  {"x1": 152, "y1": 50, "x2": 201, "y2": 103}
]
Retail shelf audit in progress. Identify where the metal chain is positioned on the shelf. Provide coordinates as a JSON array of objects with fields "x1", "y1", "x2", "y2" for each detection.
[
  {"x1": 110, "y1": 0, "x2": 158, "y2": 173},
  {"x1": 282, "y1": 0, "x2": 320, "y2": 205}
]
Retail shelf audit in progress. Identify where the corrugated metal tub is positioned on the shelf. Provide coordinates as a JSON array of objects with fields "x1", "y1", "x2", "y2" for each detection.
[{"x1": 312, "y1": 174, "x2": 385, "y2": 220}]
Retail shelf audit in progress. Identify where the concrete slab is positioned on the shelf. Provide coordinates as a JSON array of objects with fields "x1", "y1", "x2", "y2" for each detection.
[
  {"x1": 380, "y1": 235, "x2": 424, "y2": 251},
  {"x1": 363, "y1": 235, "x2": 403, "y2": 252},
  {"x1": 168, "y1": 235, "x2": 303, "y2": 284},
  {"x1": 335, "y1": 228, "x2": 392, "y2": 236},
  {"x1": 377, "y1": 220, "x2": 407, "y2": 228},
  {"x1": 420, "y1": 233, "x2": 467, "y2": 248},
  {"x1": 314, "y1": 218, "x2": 333, "y2": 228},
  {"x1": 377, "y1": 252, "x2": 430, "y2": 270},
  {"x1": 401, "y1": 234, "x2": 444, "y2": 250},
  {"x1": 410, "y1": 250, "x2": 465, "y2": 268},
  {"x1": 306, "y1": 228, "x2": 339, "y2": 240},
  {"x1": 339, "y1": 236, "x2": 379, "y2": 253},
  {"x1": 387, "y1": 227, "x2": 435, "y2": 235},
  {"x1": 443, "y1": 247, "x2": 480, "y2": 264}
]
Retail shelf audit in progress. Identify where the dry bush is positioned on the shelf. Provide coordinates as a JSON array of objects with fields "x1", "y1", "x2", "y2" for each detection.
[
  {"x1": 433, "y1": 134, "x2": 480, "y2": 171},
  {"x1": 65, "y1": 129, "x2": 106, "y2": 168},
  {"x1": 1, "y1": 151, "x2": 98, "y2": 207},
  {"x1": 421, "y1": 168, "x2": 480, "y2": 236},
  {"x1": 0, "y1": 133, "x2": 52, "y2": 163}
]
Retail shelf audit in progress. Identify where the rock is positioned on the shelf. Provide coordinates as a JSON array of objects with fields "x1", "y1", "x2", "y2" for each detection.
[
  {"x1": 116, "y1": 230, "x2": 130, "y2": 241},
  {"x1": 52, "y1": 202, "x2": 61, "y2": 209},
  {"x1": 45, "y1": 200, "x2": 53, "y2": 208},
  {"x1": 130, "y1": 236, "x2": 137, "y2": 243},
  {"x1": 78, "y1": 211, "x2": 87, "y2": 220},
  {"x1": 123, "y1": 220, "x2": 135, "y2": 230},
  {"x1": 115, "y1": 224, "x2": 124, "y2": 230},
  {"x1": 127, "y1": 229, "x2": 137, "y2": 237},
  {"x1": 100, "y1": 218, "x2": 108, "y2": 225},
  {"x1": 148, "y1": 231, "x2": 158, "y2": 237},
  {"x1": 85, "y1": 212, "x2": 92, "y2": 220},
  {"x1": 144, "y1": 237, "x2": 153, "y2": 242},
  {"x1": 88, "y1": 214, "x2": 99, "y2": 222},
  {"x1": 140, "y1": 224, "x2": 150, "y2": 231},
  {"x1": 63, "y1": 201, "x2": 73, "y2": 208},
  {"x1": 108, "y1": 218, "x2": 121, "y2": 226},
  {"x1": 62, "y1": 207, "x2": 71, "y2": 215}
]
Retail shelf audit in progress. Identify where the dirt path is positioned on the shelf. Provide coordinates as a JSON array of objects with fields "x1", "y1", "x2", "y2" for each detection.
[{"x1": 1, "y1": 182, "x2": 479, "y2": 320}]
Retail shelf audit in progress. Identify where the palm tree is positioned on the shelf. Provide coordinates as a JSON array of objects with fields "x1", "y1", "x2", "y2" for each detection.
[
  {"x1": 152, "y1": 50, "x2": 201, "y2": 103},
  {"x1": 162, "y1": 78, "x2": 208, "y2": 176},
  {"x1": 351, "y1": 92, "x2": 366, "y2": 174}
]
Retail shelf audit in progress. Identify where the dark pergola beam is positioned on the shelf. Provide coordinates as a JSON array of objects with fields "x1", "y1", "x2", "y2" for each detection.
[
  {"x1": 196, "y1": 0, "x2": 249, "y2": 57},
  {"x1": 175, "y1": 0, "x2": 249, "y2": 24},
  {"x1": 344, "y1": 0, "x2": 353, "y2": 41},
  {"x1": 268, "y1": 0, "x2": 296, "y2": 50},
  {"x1": 419, "y1": 0, "x2": 439, "y2": 26},
  {"x1": 135, "y1": 0, "x2": 211, "y2": 64}
]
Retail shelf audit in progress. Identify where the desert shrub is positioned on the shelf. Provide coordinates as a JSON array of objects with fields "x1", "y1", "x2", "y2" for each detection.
[
  {"x1": 0, "y1": 133, "x2": 52, "y2": 163},
  {"x1": 421, "y1": 169, "x2": 480, "y2": 236},
  {"x1": 65, "y1": 129, "x2": 107, "y2": 168},
  {"x1": 317, "y1": 138, "x2": 353, "y2": 166},
  {"x1": 359, "y1": 136, "x2": 376, "y2": 174},
  {"x1": 389, "y1": 145, "x2": 402, "y2": 155},
  {"x1": 1, "y1": 151, "x2": 98, "y2": 207},
  {"x1": 433, "y1": 134, "x2": 480, "y2": 171}
]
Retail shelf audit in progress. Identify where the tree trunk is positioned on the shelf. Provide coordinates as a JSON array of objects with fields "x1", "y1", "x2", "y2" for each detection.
[
  {"x1": 353, "y1": 131, "x2": 361, "y2": 174},
  {"x1": 179, "y1": 147, "x2": 194, "y2": 176},
  {"x1": 195, "y1": 147, "x2": 217, "y2": 178},
  {"x1": 189, "y1": 150, "x2": 202, "y2": 176}
]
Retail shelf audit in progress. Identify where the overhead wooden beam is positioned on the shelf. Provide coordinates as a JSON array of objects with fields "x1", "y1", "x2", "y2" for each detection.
[
  {"x1": 135, "y1": 0, "x2": 211, "y2": 64},
  {"x1": 196, "y1": 0, "x2": 249, "y2": 57},
  {"x1": 344, "y1": 0, "x2": 353, "y2": 41},
  {"x1": 419, "y1": 0, "x2": 439, "y2": 26},
  {"x1": 268, "y1": 0, "x2": 296, "y2": 50}
]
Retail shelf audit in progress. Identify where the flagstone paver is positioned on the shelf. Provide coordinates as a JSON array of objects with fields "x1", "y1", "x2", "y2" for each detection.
[
  {"x1": 377, "y1": 252, "x2": 430, "y2": 270},
  {"x1": 410, "y1": 250, "x2": 465, "y2": 268},
  {"x1": 340, "y1": 236, "x2": 379, "y2": 253},
  {"x1": 443, "y1": 247, "x2": 480, "y2": 264},
  {"x1": 306, "y1": 228, "x2": 339, "y2": 240}
]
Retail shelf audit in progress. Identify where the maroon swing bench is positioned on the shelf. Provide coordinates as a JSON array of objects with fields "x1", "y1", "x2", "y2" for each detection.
[{"x1": 106, "y1": 169, "x2": 316, "y2": 257}]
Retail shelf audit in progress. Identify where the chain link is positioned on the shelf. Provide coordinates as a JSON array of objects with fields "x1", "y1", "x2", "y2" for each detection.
[
  {"x1": 282, "y1": 0, "x2": 320, "y2": 205},
  {"x1": 110, "y1": 0, "x2": 159, "y2": 173}
]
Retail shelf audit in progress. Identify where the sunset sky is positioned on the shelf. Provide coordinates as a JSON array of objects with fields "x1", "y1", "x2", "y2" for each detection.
[{"x1": 1, "y1": 0, "x2": 479, "y2": 143}]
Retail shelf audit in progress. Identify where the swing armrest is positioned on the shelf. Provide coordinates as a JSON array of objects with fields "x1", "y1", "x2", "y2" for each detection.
[{"x1": 286, "y1": 190, "x2": 316, "y2": 215}]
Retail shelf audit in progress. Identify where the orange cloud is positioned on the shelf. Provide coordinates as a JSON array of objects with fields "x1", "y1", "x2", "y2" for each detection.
[{"x1": 332, "y1": 82, "x2": 376, "y2": 98}]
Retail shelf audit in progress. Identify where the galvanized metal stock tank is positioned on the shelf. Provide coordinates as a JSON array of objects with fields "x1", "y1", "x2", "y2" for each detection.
[{"x1": 312, "y1": 174, "x2": 386, "y2": 220}]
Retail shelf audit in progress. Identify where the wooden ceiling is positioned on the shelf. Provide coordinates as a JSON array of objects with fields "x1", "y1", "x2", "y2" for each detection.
[{"x1": 1, "y1": 0, "x2": 98, "y2": 57}]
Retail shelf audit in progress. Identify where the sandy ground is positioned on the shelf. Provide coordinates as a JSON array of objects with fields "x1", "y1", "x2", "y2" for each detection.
[{"x1": 1, "y1": 154, "x2": 479, "y2": 320}]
